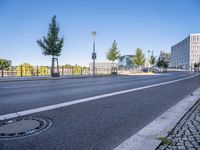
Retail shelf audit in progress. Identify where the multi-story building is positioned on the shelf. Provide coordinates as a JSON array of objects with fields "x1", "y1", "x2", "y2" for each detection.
[{"x1": 171, "y1": 33, "x2": 200, "y2": 70}]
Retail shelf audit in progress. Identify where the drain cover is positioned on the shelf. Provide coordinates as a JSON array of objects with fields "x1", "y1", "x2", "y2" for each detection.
[{"x1": 0, "y1": 117, "x2": 52, "y2": 139}]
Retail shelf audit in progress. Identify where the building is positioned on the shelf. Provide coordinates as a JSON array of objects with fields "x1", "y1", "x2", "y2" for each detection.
[
  {"x1": 89, "y1": 62, "x2": 117, "y2": 74},
  {"x1": 171, "y1": 33, "x2": 200, "y2": 70},
  {"x1": 118, "y1": 55, "x2": 134, "y2": 69}
]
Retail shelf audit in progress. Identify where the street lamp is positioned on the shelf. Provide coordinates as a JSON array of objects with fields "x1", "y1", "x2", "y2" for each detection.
[
  {"x1": 148, "y1": 50, "x2": 150, "y2": 72},
  {"x1": 92, "y1": 31, "x2": 97, "y2": 76}
]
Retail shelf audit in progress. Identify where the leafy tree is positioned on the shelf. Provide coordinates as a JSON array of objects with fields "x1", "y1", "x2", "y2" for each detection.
[
  {"x1": 194, "y1": 62, "x2": 200, "y2": 72},
  {"x1": 150, "y1": 55, "x2": 156, "y2": 66},
  {"x1": 37, "y1": 15, "x2": 64, "y2": 76},
  {"x1": 106, "y1": 40, "x2": 120, "y2": 63},
  {"x1": 156, "y1": 59, "x2": 169, "y2": 72},
  {"x1": 131, "y1": 48, "x2": 145, "y2": 71},
  {"x1": 0, "y1": 59, "x2": 11, "y2": 77},
  {"x1": 38, "y1": 66, "x2": 49, "y2": 76},
  {"x1": 64, "y1": 64, "x2": 72, "y2": 68},
  {"x1": 16, "y1": 63, "x2": 34, "y2": 76},
  {"x1": 0, "y1": 59, "x2": 10, "y2": 70},
  {"x1": 149, "y1": 55, "x2": 156, "y2": 72},
  {"x1": 194, "y1": 63, "x2": 198, "y2": 69}
]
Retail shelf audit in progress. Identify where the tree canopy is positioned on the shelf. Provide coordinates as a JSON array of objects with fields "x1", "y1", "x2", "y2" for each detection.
[
  {"x1": 37, "y1": 15, "x2": 64, "y2": 58},
  {"x1": 150, "y1": 55, "x2": 156, "y2": 65},
  {"x1": 156, "y1": 59, "x2": 169, "y2": 68},
  {"x1": 106, "y1": 40, "x2": 120, "y2": 62},
  {"x1": 0, "y1": 59, "x2": 11, "y2": 70},
  {"x1": 132, "y1": 48, "x2": 145, "y2": 67}
]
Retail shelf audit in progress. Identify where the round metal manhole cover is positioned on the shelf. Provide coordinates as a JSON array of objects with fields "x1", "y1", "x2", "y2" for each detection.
[{"x1": 0, "y1": 117, "x2": 52, "y2": 140}]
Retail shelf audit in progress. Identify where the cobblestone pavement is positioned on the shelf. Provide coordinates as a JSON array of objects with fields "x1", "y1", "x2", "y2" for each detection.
[{"x1": 157, "y1": 100, "x2": 200, "y2": 150}]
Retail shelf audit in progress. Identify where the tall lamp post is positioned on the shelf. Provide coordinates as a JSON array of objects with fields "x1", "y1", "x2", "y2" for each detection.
[{"x1": 92, "y1": 31, "x2": 97, "y2": 76}]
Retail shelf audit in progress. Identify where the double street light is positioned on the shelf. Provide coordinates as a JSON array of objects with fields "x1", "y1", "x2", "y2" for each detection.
[{"x1": 91, "y1": 31, "x2": 96, "y2": 76}]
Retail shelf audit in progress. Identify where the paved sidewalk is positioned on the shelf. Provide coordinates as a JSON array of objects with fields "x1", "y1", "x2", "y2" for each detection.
[{"x1": 157, "y1": 99, "x2": 200, "y2": 150}]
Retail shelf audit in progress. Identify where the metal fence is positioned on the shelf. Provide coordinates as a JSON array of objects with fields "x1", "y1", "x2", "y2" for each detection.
[{"x1": 0, "y1": 66, "x2": 114, "y2": 77}]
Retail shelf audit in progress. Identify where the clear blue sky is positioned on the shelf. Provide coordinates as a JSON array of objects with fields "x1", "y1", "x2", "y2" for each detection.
[{"x1": 0, "y1": 0, "x2": 199, "y2": 66}]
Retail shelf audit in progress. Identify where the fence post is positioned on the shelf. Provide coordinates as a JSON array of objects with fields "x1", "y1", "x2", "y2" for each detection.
[
  {"x1": 21, "y1": 65, "x2": 22, "y2": 77},
  {"x1": 72, "y1": 66, "x2": 74, "y2": 75},
  {"x1": 62, "y1": 66, "x2": 64, "y2": 76},
  {"x1": 12, "y1": 66, "x2": 14, "y2": 76},
  {"x1": 37, "y1": 66, "x2": 39, "y2": 76},
  {"x1": 81, "y1": 67, "x2": 82, "y2": 75}
]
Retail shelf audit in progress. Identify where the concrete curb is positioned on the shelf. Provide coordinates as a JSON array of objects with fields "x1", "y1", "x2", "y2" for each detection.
[
  {"x1": 0, "y1": 75, "x2": 115, "y2": 82},
  {"x1": 114, "y1": 87, "x2": 200, "y2": 150}
]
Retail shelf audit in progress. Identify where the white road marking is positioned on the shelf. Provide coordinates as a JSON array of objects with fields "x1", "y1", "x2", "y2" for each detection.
[{"x1": 0, "y1": 73, "x2": 198, "y2": 121}]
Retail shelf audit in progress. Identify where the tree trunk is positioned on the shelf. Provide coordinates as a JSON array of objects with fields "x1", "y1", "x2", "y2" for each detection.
[
  {"x1": 51, "y1": 56, "x2": 55, "y2": 76},
  {"x1": 1, "y1": 68, "x2": 3, "y2": 77}
]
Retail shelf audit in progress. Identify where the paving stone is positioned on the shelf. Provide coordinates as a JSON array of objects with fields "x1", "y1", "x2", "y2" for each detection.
[{"x1": 157, "y1": 100, "x2": 200, "y2": 150}]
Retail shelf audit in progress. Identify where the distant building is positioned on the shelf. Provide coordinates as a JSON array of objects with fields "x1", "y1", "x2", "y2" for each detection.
[
  {"x1": 89, "y1": 62, "x2": 117, "y2": 74},
  {"x1": 118, "y1": 55, "x2": 134, "y2": 69},
  {"x1": 158, "y1": 51, "x2": 171, "y2": 64},
  {"x1": 171, "y1": 33, "x2": 200, "y2": 70}
]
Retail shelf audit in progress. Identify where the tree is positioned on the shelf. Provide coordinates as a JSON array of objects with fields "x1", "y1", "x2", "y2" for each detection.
[
  {"x1": 156, "y1": 59, "x2": 169, "y2": 72},
  {"x1": 37, "y1": 15, "x2": 64, "y2": 76},
  {"x1": 149, "y1": 55, "x2": 156, "y2": 72},
  {"x1": 38, "y1": 66, "x2": 49, "y2": 76},
  {"x1": 106, "y1": 40, "x2": 120, "y2": 63},
  {"x1": 131, "y1": 48, "x2": 145, "y2": 72},
  {"x1": 0, "y1": 59, "x2": 11, "y2": 77},
  {"x1": 194, "y1": 62, "x2": 200, "y2": 72},
  {"x1": 150, "y1": 55, "x2": 156, "y2": 66},
  {"x1": 106, "y1": 40, "x2": 120, "y2": 74},
  {"x1": 16, "y1": 63, "x2": 34, "y2": 76}
]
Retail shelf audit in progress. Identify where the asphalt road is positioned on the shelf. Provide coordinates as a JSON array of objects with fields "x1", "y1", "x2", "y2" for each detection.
[{"x1": 0, "y1": 71, "x2": 199, "y2": 150}]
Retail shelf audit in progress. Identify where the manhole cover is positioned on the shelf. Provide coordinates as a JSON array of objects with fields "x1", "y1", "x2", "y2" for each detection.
[{"x1": 0, "y1": 117, "x2": 52, "y2": 140}]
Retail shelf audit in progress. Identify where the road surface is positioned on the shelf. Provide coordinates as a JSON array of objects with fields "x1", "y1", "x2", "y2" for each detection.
[{"x1": 0, "y1": 71, "x2": 199, "y2": 150}]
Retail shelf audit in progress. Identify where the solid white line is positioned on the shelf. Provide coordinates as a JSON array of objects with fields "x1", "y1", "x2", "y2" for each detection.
[{"x1": 0, "y1": 73, "x2": 198, "y2": 121}]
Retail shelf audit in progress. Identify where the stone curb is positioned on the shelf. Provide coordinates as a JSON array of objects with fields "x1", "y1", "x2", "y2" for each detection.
[
  {"x1": 0, "y1": 75, "x2": 115, "y2": 82},
  {"x1": 114, "y1": 87, "x2": 200, "y2": 150}
]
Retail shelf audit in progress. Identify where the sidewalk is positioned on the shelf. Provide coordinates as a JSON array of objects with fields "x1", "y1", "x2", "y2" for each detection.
[
  {"x1": 0, "y1": 74, "x2": 112, "y2": 82},
  {"x1": 157, "y1": 99, "x2": 200, "y2": 150}
]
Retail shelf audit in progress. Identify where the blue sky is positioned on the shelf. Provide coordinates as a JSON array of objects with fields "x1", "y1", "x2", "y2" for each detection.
[{"x1": 0, "y1": 0, "x2": 200, "y2": 66}]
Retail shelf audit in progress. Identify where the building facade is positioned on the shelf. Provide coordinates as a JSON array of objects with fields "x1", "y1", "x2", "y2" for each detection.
[
  {"x1": 171, "y1": 33, "x2": 200, "y2": 70},
  {"x1": 89, "y1": 62, "x2": 117, "y2": 74},
  {"x1": 118, "y1": 55, "x2": 134, "y2": 69}
]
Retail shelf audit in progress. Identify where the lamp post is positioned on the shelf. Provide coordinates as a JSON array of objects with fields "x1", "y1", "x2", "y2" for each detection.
[
  {"x1": 92, "y1": 31, "x2": 97, "y2": 76},
  {"x1": 148, "y1": 50, "x2": 150, "y2": 72}
]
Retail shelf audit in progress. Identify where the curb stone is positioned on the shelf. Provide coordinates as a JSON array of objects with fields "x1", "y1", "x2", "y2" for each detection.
[{"x1": 114, "y1": 86, "x2": 200, "y2": 150}]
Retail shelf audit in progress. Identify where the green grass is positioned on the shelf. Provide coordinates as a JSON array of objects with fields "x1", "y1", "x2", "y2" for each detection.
[{"x1": 156, "y1": 137, "x2": 173, "y2": 145}]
